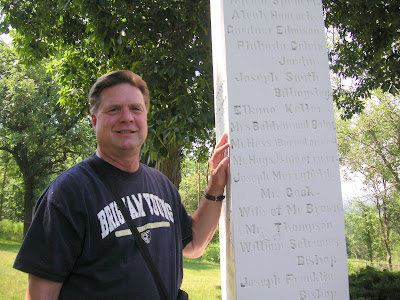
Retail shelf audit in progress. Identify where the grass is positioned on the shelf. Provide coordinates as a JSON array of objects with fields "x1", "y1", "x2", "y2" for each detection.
[
  {"x1": 0, "y1": 239, "x2": 221, "y2": 300},
  {"x1": 0, "y1": 239, "x2": 27, "y2": 300},
  {"x1": 0, "y1": 220, "x2": 23, "y2": 242},
  {"x1": 181, "y1": 258, "x2": 222, "y2": 299}
]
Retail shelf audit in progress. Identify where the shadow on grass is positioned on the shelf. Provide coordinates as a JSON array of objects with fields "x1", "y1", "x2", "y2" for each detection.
[
  {"x1": 0, "y1": 239, "x2": 21, "y2": 253},
  {"x1": 183, "y1": 258, "x2": 220, "y2": 271}
]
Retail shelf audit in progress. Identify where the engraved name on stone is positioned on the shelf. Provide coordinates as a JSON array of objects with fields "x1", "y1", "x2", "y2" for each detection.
[
  {"x1": 230, "y1": 0, "x2": 320, "y2": 8},
  {"x1": 233, "y1": 168, "x2": 335, "y2": 185},
  {"x1": 239, "y1": 272, "x2": 336, "y2": 288},
  {"x1": 238, "y1": 203, "x2": 344, "y2": 218}
]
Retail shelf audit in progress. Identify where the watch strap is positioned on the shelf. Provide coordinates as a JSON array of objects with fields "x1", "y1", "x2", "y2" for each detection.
[{"x1": 204, "y1": 192, "x2": 225, "y2": 201}]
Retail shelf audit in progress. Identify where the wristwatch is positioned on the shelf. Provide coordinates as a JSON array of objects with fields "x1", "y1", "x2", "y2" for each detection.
[{"x1": 204, "y1": 192, "x2": 225, "y2": 201}]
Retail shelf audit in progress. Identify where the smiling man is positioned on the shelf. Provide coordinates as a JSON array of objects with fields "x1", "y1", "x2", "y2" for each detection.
[
  {"x1": 92, "y1": 81, "x2": 148, "y2": 171},
  {"x1": 13, "y1": 70, "x2": 230, "y2": 300}
]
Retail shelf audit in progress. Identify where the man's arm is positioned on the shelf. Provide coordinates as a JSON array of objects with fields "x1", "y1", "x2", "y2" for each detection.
[
  {"x1": 183, "y1": 133, "x2": 230, "y2": 258},
  {"x1": 25, "y1": 274, "x2": 62, "y2": 300}
]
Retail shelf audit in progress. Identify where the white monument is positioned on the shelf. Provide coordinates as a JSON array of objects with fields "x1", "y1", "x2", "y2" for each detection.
[{"x1": 210, "y1": 0, "x2": 350, "y2": 299}]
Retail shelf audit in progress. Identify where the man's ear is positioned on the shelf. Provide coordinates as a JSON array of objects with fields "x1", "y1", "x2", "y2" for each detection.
[{"x1": 91, "y1": 114, "x2": 97, "y2": 130}]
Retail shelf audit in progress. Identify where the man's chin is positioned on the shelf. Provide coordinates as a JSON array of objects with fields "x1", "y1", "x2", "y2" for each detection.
[{"x1": 117, "y1": 143, "x2": 143, "y2": 153}]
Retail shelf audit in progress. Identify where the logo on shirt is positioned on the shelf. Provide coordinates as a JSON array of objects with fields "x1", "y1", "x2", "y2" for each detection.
[
  {"x1": 141, "y1": 230, "x2": 151, "y2": 244},
  {"x1": 97, "y1": 193, "x2": 174, "y2": 239}
]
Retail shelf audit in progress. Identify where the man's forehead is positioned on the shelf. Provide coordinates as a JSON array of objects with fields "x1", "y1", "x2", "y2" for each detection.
[{"x1": 99, "y1": 85, "x2": 145, "y2": 104}]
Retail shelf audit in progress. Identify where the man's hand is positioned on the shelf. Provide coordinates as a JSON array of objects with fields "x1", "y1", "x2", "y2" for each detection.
[{"x1": 206, "y1": 133, "x2": 230, "y2": 196}]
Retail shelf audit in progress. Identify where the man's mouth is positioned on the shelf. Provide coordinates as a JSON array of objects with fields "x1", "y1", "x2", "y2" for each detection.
[{"x1": 117, "y1": 130, "x2": 135, "y2": 133}]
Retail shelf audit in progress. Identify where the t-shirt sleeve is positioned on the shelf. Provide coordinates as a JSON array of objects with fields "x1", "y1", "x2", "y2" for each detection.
[{"x1": 13, "y1": 176, "x2": 86, "y2": 282}]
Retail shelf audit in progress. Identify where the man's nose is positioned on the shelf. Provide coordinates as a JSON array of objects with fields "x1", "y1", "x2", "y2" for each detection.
[{"x1": 120, "y1": 108, "x2": 134, "y2": 122}]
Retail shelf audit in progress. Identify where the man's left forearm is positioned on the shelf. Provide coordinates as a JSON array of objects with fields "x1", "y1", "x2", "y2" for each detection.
[{"x1": 183, "y1": 196, "x2": 223, "y2": 258}]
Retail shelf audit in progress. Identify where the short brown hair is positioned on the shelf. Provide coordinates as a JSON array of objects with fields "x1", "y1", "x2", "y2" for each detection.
[{"x1": 88, "y1": 70, "x2": 150, "y2": 114}]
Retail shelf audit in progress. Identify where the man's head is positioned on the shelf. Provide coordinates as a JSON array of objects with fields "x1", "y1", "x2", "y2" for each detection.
[
  {"x1": 89, "y1": 70, "x2": 150, "y2": 114},
  {"x1": 89, "y1": 70, "x2": 149, "y2": 170}
]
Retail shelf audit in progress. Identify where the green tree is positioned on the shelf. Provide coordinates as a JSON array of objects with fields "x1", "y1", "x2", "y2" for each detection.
[
  {"x1": 0, "y1": 41, "x2": 95, "y2": 235},
  {"x1": 345, "y1": 201, "x2": 384, "y2": 261},
  {"x1": 0, "y1": 0, "x2": 215, "y2": 188},
  {"x1": 337, "y1": 94, "x2": 400, "y2": 192},
  {"x1": 337, "y1": 93, "x2": 400, "y2": 269},
  {"x1": 0, "y1": 151, "x2": 24, "y2": 221},
  {"x1": 323, "y1": 0, "x2": 400, "y2": 119}
]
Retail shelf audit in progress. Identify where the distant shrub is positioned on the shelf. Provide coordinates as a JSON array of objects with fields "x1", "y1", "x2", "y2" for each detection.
[
  {"x1": 202, "y1": 243, "x2": 220, "y2": 263},
  {"x1": 0, "y1": 219, "x2": 23, "y2": 241},
  {"x1": 349, "y1": 266, "x2": 400, "y2": 300},
  {"x1": 347, "y1": 260, "x2": 359, "y2": 276}
]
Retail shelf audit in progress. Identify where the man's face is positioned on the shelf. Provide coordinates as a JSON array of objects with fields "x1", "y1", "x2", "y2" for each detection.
[{"x1": 91, "y1": 83, "x2": 148, "y2": 161}]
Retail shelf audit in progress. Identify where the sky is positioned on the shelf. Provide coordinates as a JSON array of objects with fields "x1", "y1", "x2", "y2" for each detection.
[
  {"x1": 0, "y1": 33, "x2": 11, "y2": 44},
  {"x1": 340, "y1": 168, "x2": 370, "y2": 206}
]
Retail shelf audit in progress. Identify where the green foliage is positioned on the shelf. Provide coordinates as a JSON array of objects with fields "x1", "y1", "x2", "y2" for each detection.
[
  {"x1": 345, "y1": 202, "x2": 385, "y2": 261},
  {"x1": 337, "y1": 94, "x2": 400, "y2": 267},
  {"x1": 323, "y1": 0, "x2": 400, "y2": 119},
  {"x1": 202, "y1": 243, "x2": 220, "y2": 263},
  {"x1": 338, "y1": 94, "x2": 400, "y2": 268},
  {"x1": 347, "y1": 260, "x2": 359, "y2": 276},
  {"x1": 349, "y1": 266, "x2": 400, "y2": 300},
  {"x1": 0, "y1": 152, "x2": 24, "y2": 221},
  {"x1": 337, "y1": 93, "x2": 400, "y2": 194},
  {"x1": 0, "y1": 220, "x2": 23, "y2": 242},
  {"x1": 179, "y1": 158, "x2": 209, "y2": 215},
  {"x1": 0, "y1": 41, "x2": 96, "y2": 233},
  {"x1": 0, "y1": 0, "x2": 216, "y2": 163},
  {"x1": 391, "y1": 197, "x2": 400, "y2": 239}
]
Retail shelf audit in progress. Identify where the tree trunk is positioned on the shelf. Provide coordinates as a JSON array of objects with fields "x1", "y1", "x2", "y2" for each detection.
[
  {"x1": 154, "y1": 144, "x2": 182, "y2": 190},
  {"x1": 370, "y1": 130, "x2": 400, "y2": 192},
  {"x1": 385, "y1": 236, "x2": 393, "y2": 271},
  {"x1": 23, "y1": 174, "x2": 35, "y2": 237},
  {"x1": 0, "y1": 157, "x2": 10, "y2": 221},
  {"x1": 377, "y1": 210, "x2": 393, "y2": 271},
  {"x1": 375, "y1": 183, "x2": 393, "y2": 271},
  {"x1": 382, "y1": 208, "x2": 393, "y2": 271}
]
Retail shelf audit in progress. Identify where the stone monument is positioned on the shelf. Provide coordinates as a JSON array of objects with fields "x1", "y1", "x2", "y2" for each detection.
[{"x1": 210, "y1": 0, "x2": 350, "y2": 299}]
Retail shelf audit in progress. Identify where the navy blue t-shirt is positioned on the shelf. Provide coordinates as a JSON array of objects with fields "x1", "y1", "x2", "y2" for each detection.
[{"x1": 14, "y1": 155, "x2": 192, "y2": 299}]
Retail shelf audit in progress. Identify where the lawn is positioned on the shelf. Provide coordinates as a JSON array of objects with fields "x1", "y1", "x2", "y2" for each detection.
[
  {"x1": 0, "y1": 239, "x2": 221, "y2": 299},
  {"x1": 181, "y1": 258, "x2": 222, "y2": 299},
  {"x1": 0, "y1": 239, "x2": 27, "y2": 300}
]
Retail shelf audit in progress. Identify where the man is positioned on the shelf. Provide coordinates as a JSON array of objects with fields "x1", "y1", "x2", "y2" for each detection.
[{"x1": 14, "y1": 70, "x2": 230, "y2": 299}]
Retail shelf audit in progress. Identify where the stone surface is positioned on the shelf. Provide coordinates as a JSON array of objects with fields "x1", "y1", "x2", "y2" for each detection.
[{"x1": 210, "y1": 0, "x2": 350, "y2": 299}]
